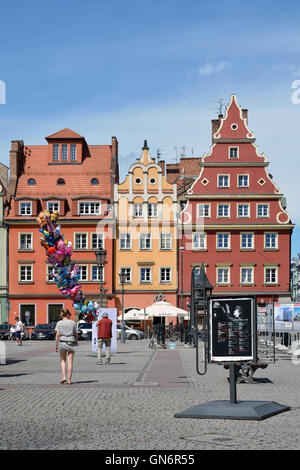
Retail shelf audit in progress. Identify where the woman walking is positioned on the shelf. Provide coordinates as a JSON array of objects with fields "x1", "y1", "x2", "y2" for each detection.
[{"x1": 55, "y1": 309, "x2": 78, "y2": 384}]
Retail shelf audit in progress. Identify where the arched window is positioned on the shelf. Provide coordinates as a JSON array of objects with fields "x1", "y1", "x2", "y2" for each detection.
[
  {"x1": 27, "y1": 178, "x2": 36, "y2": 185},
  {"x1": 91, "y1": 178, "x2": 99, "y2": 185},
  {"x1": 57, "y1": 178, "x2": 65, "y2": 186}
]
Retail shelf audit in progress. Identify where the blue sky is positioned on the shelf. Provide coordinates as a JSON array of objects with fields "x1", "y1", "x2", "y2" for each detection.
[{"x1": 1, "y1": 0, "x2": 300, "y2": 255}]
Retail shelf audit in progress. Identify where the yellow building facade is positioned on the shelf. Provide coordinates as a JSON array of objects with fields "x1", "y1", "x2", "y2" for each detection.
[{"x1": 114, "y1": 141, "x2": 178, "y2": 317}]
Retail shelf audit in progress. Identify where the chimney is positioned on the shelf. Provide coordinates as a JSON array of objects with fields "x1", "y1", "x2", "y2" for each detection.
[
  {"x1": 7, "y1": 140, "x2": 24, "y2": 199},
  {"x1": 212, "y1": 119, "x2": 220, "y2": 140},
  {"x1": 158, "y1": 160, "x2": 165, "y2": 175},
  {"x1": 242, "y1": 109, "x2": 248, "y2": 123}
]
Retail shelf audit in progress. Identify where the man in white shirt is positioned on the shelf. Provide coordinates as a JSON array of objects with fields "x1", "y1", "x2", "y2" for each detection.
[{"x1": 15, "y1": 317, "x2": 23, "y2": 346}]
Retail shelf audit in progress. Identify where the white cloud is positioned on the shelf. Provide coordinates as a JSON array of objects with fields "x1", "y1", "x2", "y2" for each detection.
[{"x1": 198, "y1": 61, "x2": 231, "y2": 76}]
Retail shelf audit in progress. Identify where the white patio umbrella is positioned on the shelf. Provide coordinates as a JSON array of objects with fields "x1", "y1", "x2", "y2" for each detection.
[
  {"x1": 117, "y1": 309, "x2": 147, "y2": 321},
  {"x1": 144, "y1": 300, "x2": 189, "y2": 318}
]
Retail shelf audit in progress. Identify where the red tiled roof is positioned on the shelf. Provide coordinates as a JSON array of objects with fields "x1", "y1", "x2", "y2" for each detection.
[{"x1": 45, "y1": 128, "x2": 84, "y2": 140}]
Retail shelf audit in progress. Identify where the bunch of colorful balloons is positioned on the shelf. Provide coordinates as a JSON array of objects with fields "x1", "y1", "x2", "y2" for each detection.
[{"x1": 37, "y1": 210, "x2": 98, "y2": 322}]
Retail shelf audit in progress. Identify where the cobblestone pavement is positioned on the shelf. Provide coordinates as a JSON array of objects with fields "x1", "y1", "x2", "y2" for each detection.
[{"x1": 0, "y1": 339, "x2": 300, "y2": 450}]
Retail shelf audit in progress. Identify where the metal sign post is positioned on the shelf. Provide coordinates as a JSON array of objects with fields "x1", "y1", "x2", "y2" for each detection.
[{"x1": 175, "y1": 266, "x2": 290, "y2": 420}]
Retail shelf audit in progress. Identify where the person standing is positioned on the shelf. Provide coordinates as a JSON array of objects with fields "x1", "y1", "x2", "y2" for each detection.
[
  {"x1": 15, "y1": 317, "x2": 23, "y2": 346},
  {"x1": 55, "y1": 309, "x2": 78, "y2": 384},
  {"x1": 96, "y1": 312, "x2": 112, "y2": 365}
]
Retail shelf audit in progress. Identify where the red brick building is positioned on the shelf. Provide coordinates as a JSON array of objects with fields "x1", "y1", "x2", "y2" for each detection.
[
  {"x1": 179, "y1": 95, "x2": 294, "y2": 320},
  {"x1": 5, "y1": 129, "x2": 119, "y2": 324}
]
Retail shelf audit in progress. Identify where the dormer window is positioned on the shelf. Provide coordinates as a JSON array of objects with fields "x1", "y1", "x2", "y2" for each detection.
[
  {"x1": 62, "y1": 144, "x2": 68, "y2": 161},
  {"x1": 70, "y1": 144, "x2": 77, "y2": 161},
  {"x1": 47, "y1": 201, "x2": 60, "y2": 213},
  {"x1": 53, "y1": 144, "x2": 59, "y2": 162},
  {"x1": 20, "y1": 201, "x2": 32, "y2": 216},
  {"x1": 27, "y1": 178, "x2": 36, "y2": 185},
  {"x1": 57, "y1": 178, "x2": 65, "y2": 186},
  {"x1": 91, "y1": 178, "x2": 99, "y2": 185},
  {"x1": 79, "y1": 201, "x2": 101, "y2": 215}
]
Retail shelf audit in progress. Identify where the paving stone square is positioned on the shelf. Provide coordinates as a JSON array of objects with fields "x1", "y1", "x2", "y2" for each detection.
[{"x1": 0, "y1": 339, "x2": 299, "y2": 450}]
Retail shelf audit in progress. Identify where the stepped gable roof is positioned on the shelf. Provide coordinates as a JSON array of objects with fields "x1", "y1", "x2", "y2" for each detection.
[{"x1": 213, "y1": 94, "x2": 254, "y2": 141}]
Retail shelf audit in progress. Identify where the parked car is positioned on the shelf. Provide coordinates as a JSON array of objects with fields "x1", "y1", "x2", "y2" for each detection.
[
  {"x1": 77, "y1": 322, "x2": 93, "y2": 340},
  {"x1": 0, "y1": 324, "x2": 12, "y2": 340},
  {"x1": 31, "y1": 324, "x2": 56, "y2": 340},
  {"x1": 117, "y1": 324, "x2": 144, "y2": 340}
]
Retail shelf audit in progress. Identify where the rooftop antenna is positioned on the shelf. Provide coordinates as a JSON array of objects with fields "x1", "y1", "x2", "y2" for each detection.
[
  {"x1": 174, "y1": 146, "x2": 178, "y2": 164},
  {"x1": 180, "y1": 146, "x2": 186, "y2": 158},
  {"x1": 209, "y1": 98, "x2": 224, "y2": 116},
  {"x1": 156, "y1": 149, "x2": 161, "y2": 162}
]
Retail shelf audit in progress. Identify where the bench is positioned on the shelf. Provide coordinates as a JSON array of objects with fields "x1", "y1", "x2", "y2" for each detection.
[{"x1": 223, "y1": 361, "x2": 268, "y2": 383}]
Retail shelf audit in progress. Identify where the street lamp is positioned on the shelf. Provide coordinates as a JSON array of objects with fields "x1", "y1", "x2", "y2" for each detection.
[
  {"x1": 119, "y1": 271, "x2": 126, "y2": 343},
  {"x1": 179, "y1": 245, "x2": 184, "y2": 309},
  {"x1": 95, "y1": 249, "x2": 107, "y2": 309}
]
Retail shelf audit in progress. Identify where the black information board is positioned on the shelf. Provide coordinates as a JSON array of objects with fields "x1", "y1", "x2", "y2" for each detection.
[{"x1": 209, "y1": 297, "x2": 254, "y2": 362}]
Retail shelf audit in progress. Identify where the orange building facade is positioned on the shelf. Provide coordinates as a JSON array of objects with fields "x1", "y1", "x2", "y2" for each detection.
[
  {"x1": 113, "y1": 141, "x2": 178, "y2": 318},
  {"x1": 5, "y1": 129, "x2": 119, "y2": 324}
]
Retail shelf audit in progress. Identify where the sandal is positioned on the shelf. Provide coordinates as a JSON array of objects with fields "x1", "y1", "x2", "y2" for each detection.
[
  {"x1": 67, "y1": 381, "x2": 73, "y2": 385},
  {"x1": 60, "y1": 379, "x2": 66, "y2": 384}
]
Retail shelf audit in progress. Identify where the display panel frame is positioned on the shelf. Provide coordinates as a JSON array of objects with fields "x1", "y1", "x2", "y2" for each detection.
[{"x1": 208, "y1": 297, "x2": 256, "y2": 362}]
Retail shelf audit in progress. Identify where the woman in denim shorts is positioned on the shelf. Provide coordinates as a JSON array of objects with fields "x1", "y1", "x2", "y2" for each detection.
[{"x1": 55, "y1": 309, "x2": 78, "y2": 384}]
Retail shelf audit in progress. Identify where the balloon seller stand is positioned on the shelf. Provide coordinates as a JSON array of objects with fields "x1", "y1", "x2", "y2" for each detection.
[{"x1": 175, "y1": 363, "x2": 290, "y2": 420}]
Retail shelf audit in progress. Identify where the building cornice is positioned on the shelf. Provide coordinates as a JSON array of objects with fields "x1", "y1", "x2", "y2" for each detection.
[
  {"x1": 181, "y1": 223, "x2": 295, "y2": 230},
  {"x1": 200, "y1": 162, "x2": 268, "y2": 167},
  {"x1": 185, "y1": 194, "x2": 284, "y2": 200}
]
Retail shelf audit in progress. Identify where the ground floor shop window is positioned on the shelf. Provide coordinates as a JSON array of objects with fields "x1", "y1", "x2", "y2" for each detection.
[
  {"x1": 20, "y1": 304, "x2": 36, "y2": 326},
  {"x1": 48, "y1": 304, "x2": 63, "y2": 324}
]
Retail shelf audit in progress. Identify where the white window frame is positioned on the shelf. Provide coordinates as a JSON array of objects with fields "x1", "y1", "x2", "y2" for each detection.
[
  {"x1": 19, "y1": 232, "x2": 33, "y2": 251},
  {"x1": 19, "y1": 264, "x2": 33, "y2": 282},
  {"x1": 257, "y1": 204, "x2": 269, "y2": 218},
  {"x1": 217, "y1": 204, "x2": 230, "y2": 218},
  {"x1": 264, "y1": 232, "x2": 278, "y2": 250},
  {"x1": 78, "y1": 201, "x2": 101, "y2": 216},
  {"x1": 47, "y1": 265, "x2": 59, "y2": 282},
  {"x1": 78, "y1": 265, "x2": 88, "y2": 282},
  {"x1": 197, "y1": 203, "x2": 211, "y2": 218},
  {"x1": 218, "y1": 174, "x2": 230, "y2": 188},
  {"x1": 91, "y1": 265, "x2": 105, "y2": 282},
  {"x1": 160, "y1": 233, "x2": 172, "y2": 251},
  {"x1": 140, "y1": 233, "x2": 152, "y2": 250},
  {"x1": 237, "y1": 174, "x2": 249, "y2": 187},
  {"x1": 160, "y1": 267, "x2": 172, "y2": 284},
  {"x1": 264, "y1": 267, "x2": 278, "y2": 284},
  {"x1": 119, "y1": 267, "x2": 132, "y2": 284},
  {"x1": 133, "y1": 203, "x2": 143, "y2": 218},
  {"x1": 19, "y1": 201, "x2": 32, "y2": 216},
  {"x1": 216, "y1": 267, "x2": 230, "y2": 285},
  {"x1": 91, "y1": 232, "x2": 105, "y2": 250},
  {"x1": 74, "y1": 232, "x2": 88, "y2": 250},
  {"x1": 119, "y1": 233, "x2": 132, "y2": 250},
  {"x1": 237, "y1": 203, "x2": 250, "y2": 218},
  {"x1": 140, "y1": 267, "x2": 152, "y2": 284},
  {"x1": 240, "y1": 232, "x2": 254, "y2": 250},
  {"x1": 148, "y1": 203, "x2": 158, "y2": 218},
  {"x1": 216, "y1": 232, "x2": 230, "y2": 250},
  {"x1": 228, "y1": 146, "x2": 239, "y2": 159},
  {"x1": 192, "y1": 232, "x2": 207, "y2": 250},
  {"x1": 47, "y1": 201, "x2": 60, "y2": 213},
  {"x1": 240, "y1": 267, "x2": 254, "y2": 284}
]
